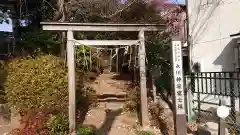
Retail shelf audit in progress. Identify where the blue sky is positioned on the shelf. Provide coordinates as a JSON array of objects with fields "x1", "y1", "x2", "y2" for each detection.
[
  {"x1": 0, "y1": 11, "x2": 13, "y2": 32},
  {"x1": 169, "y1": 0, "x2": 185, "y2": 4}
]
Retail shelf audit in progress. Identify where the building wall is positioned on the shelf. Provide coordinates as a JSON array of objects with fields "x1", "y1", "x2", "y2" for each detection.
[
  {"x1": 187, "y1": 0, "x2": 240, "y2": 127},
  {"x1": 180, "y1": 6, "x2": 187, "y2": 42},
  {"x1": 188, "y1": 0, "x2": 240, "y2": 72}
]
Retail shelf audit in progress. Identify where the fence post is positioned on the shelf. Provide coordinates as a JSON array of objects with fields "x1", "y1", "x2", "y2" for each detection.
[
  {"x1": 186, "y1": 74, "x2": 194, "y2": 122},
  {"x1": 196, "y1": 73, "x2": 201, "y2": 124},
  {"x1": 116, "y1": 48, "x2": 119, "y2": 73},
  {"x1": 229, "y1": 72, "x2": 236, "y2": 135},
  {"x1": 218, "y1": 99, "x2": 226, "y2": 135}
]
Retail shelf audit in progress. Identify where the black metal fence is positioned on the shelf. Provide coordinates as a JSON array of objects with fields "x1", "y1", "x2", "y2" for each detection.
[
  {"x1": 185, "y1": 72, "x2": 240, "y2": 135},
  {"x1": 187, "y1": 72, "x2": 240, "y2": 97}
]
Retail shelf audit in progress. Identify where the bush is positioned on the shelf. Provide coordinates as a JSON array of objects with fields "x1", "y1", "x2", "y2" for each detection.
[
  {"x1": 77, "y1": 127, "x2": 94, "y2": 135},
  {"x1": 148, "y1": 102, "x2": 174, "y2": 135},
  {"x1": 45, "y1": 112, "x2": 96, "y2": 135},
  {"x1": 124, "y1": 86, "x2": 140, "y2": 114},
  {"x1": 0, "y1": 60, "x2": 7, "y2": 104},
  {"x1": 137, "y1": 131, "x2": 155, "y2": 135},
  {"x1": 4, "y1": 54, "x2": 97, "y2": 114},
  {"x1": 75, "y1": 46, "x2": 100, "y2": 72},
  {"x1": 6, "y1": 55, "x2": 98, "y2": 135},
  {"x1": 4, "y1": 55, "x2": 69, "y2": 114},
  {"x1": 47, "y1": 112, "x2": 69, "y2": 135},
  {"x1": 17, "y1": 27, "x2": 60, "y2": 55},
  {"x1": 11, "y1": 112, "x2": 49, "y2": 135}
]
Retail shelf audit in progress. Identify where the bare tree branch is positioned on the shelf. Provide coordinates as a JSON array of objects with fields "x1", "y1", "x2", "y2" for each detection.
[
  {"x1": 101, "y1": 0, "x2": 137, "y2": 18},
  {"x1": 42, "y1": 0, "x2": 57, "y2": 11}
]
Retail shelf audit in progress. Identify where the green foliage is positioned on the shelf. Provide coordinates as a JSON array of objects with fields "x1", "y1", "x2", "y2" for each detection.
[
  {"x1": 4, "y1": 55, "x2": 68, "y2": 114},
  {"x1": 74, "y1": 33, "x2": 103, "y2": 72},
  {"x1": 5, "y1": 54, "x2": 98, "y2": 135},
  {"x1": 77, "y1": 127, "x2": 94, "y2": 135},
  {"x1": 0, "y1": 60, "x2": 6, "y2": 84},
  {"x1": 145, "y1": 33, "x2": 171, "y2": 72},
  {"x1": 47, "y1": 112, "x2": 69, "y2": 135},
  {"x1": 124, "y1": 86, "x2": 140, "y2": 114},
  {"x1": 0, "y1": 60, "x2": 7, "y2": 104},
  {"x1": 0, "y1": 60, "x2": 4, "y2": 69},
  {"x1": 11, "y1": 112, "x2": 49, "y2": 135},
  {"x1": 47, "y1": 113, "x2": 96, "y2": 135},
  {"x1": 17, "y1": 27, "x2": 61, "y2": 55},
  {"x1": 75, "y1": 46, "x2": 99, "y2": 72},
  {"x1": 136, "y1": 131, "x2": 155, "y2": 135},
  {"x1": 0, "y1": 12, "x2": 9, "y2": 24},
  {"x1": 46, "y1": 112, "x2": 96, "y2": 135},
  {"x1": 76, "y1": 85, "x2": 97, "y2": 110},
  {"x1": 148, "y1": 102, "x2": 171, "y2": 135}
]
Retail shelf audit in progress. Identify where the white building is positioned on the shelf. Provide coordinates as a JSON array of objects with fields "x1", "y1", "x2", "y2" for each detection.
[
  {"x1": 187, "y1": 0, "x2": 240, "y2": 133},
  {"x1": 188, "y1": 0, "x2": 240, "y2": 72}
]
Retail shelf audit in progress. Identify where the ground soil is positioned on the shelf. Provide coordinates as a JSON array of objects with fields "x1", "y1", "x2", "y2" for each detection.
[{"x1": 83, "y1": 72, "x2": 137, "y2": 135}]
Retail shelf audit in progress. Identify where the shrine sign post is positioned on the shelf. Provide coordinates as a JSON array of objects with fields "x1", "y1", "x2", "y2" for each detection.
[{"x1": 172, "y1": 40, "x2": 187, "y2": 135}]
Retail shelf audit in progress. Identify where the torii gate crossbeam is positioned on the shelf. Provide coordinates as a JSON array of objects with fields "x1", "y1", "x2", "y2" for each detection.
[{"x1": 41, "y1": 22, "x2": 165, "y2": 135}]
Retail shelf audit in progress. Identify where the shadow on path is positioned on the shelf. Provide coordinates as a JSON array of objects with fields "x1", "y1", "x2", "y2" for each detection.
[{"x1": 95, "y1": 108, "x2": 123, "y2": 135}]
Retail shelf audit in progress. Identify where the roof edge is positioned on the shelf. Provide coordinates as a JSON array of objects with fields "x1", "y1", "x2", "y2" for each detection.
[
  {"x1": 230, "y1": 32, "x2": 240, "y2": 37},
  {"x1": 40, "y1": 22, "x2": 166, "y2": 27}
]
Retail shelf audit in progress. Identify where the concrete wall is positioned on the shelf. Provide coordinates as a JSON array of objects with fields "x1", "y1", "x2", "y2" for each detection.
[
  {"x1": 188, "y1": 0, "x2": 240, "y2": 72},
  {"x1": 187, "y1": 0, "x2": 240, "y2": 130}
]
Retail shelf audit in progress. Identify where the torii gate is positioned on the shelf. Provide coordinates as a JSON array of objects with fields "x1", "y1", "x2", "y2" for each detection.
[{"x1": 41, "y1": 22, "x2": 165, "y2": 134}]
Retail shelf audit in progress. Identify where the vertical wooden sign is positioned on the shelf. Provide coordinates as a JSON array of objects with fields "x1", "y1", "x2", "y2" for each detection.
[{"x1": 172, "y1": 40, "x2": 187, "y2": 135}]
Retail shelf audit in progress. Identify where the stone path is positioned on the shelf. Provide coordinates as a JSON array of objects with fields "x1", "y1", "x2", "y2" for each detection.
[
  {"x1": 83, "y1": 72, "x2": 137, "y2": 135},
  {"x1": 83, "y1": 103, "x2": 136, "y2": 135},
  {"x1": 0, "y1": 110, "x2": 20, "y2": 135}
]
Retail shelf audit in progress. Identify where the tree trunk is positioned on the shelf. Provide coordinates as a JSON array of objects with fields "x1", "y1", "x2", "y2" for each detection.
[
  {"x1": 60, "y1": 32, "x2": 66, "y2": 58},
  {"x1": 55, "y1": 0, "x2": 67, "y2": 58}
]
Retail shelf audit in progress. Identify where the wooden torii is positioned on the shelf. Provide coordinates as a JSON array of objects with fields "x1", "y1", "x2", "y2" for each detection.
[{"x1": 41, "y1": 22, "x2": 165, "y2": 135}]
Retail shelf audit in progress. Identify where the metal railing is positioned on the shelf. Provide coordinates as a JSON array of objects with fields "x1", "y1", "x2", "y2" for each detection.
[
  {"x1": 185, "y1": 72, "x2": 240, "y2": 135},
  {"x1": 186, "y1": 72, "x2": 240, "y2": 97}
]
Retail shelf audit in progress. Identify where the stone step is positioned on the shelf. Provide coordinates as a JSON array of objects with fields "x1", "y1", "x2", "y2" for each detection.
[
  {"x1": 96, "y1": 93, "x2": 127, "y2": 99},
  {"x1": 99, "y1": 102, "x2": 124, "y2": 110},
  {"x1": 97, "y1": 97, "x2": 127, "y2": 103}
]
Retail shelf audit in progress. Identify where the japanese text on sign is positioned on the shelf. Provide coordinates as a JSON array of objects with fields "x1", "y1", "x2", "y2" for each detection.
[{"x1": 172, "y1": 41, "x2": 185, "y2": 115}]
